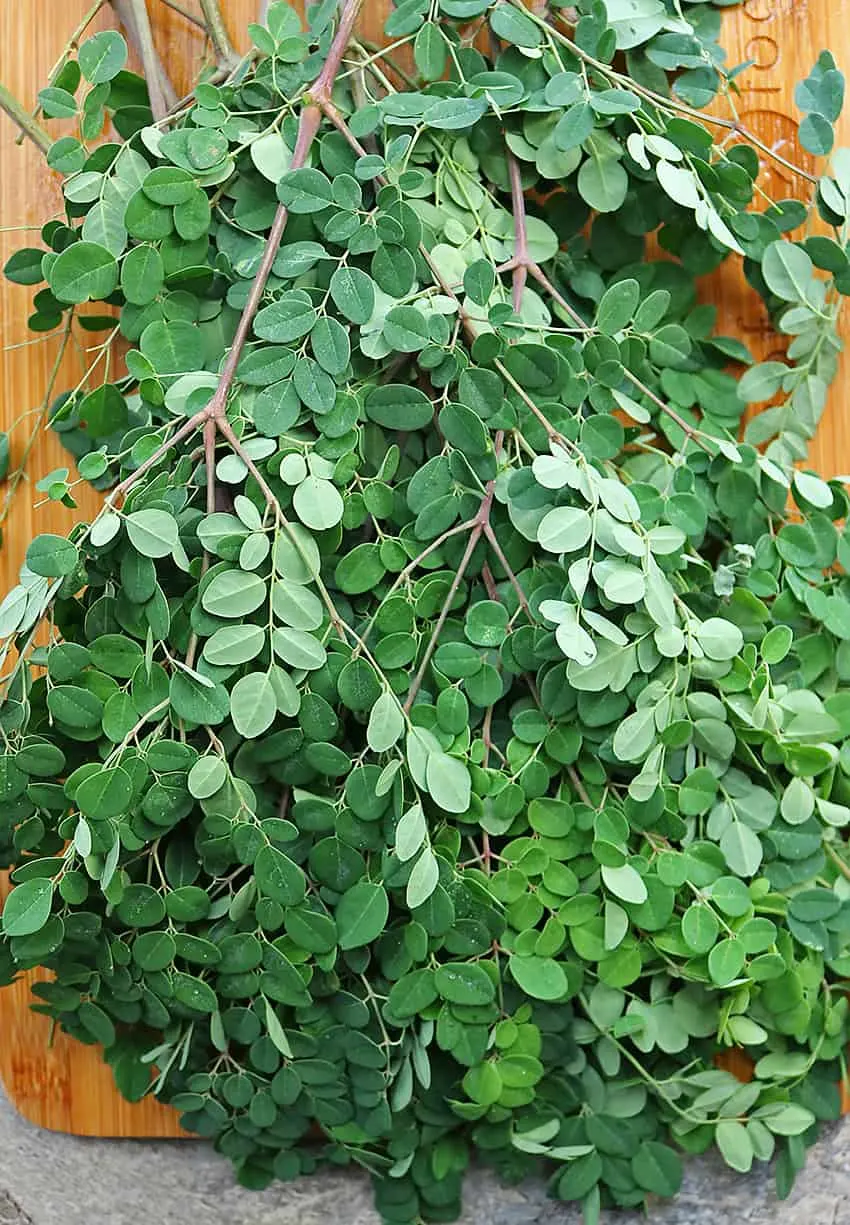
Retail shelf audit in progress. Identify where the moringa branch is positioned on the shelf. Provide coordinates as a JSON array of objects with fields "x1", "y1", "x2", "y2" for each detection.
[
  {"x1": 111, "y1": 0, "x2": 177, "y2": 120},
  {"x1": 0, "y1": 81, "x2": 52, "y2": 154},
  {"x1": 198, "y1": 0, "x2": 241, "y2": 69}
]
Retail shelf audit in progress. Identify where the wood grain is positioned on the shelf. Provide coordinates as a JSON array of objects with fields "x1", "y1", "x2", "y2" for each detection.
[{"x1": 0, "y1": 0, "x2": 846, "y2": 1136}]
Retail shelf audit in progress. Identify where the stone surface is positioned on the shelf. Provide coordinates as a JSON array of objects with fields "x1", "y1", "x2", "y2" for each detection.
[{"x1": 0, "y1": 1084, "x2": 847, "y2": 1224}]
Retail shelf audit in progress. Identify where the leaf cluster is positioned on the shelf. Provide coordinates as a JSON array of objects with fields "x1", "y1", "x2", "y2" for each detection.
[{"x1": 1, "y1": 2, "x2": 850, "y2": 1222}]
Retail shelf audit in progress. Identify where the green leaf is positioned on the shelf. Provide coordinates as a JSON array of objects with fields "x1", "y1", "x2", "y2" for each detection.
[
  {"x1": 715, "y1": 1121, "x2": 754, "y2": 1173},
  {"x1": 125, "y1": 509, "x2": 179, "y2": 558},
  {"x1": 263, "y1": 996, "x2": 293, "y2": 1057},
  {"x1": 336, "y1": 881, "x2": 389, "y2": 949},
  {"x1": 25, "y1": 534, "x2": 77, "y2": 578},
  {"x1": 537, "y1": 507, "x2": 592, "y2": 554},
  {"x1": 762, "y1": 241, "x2": 816, "y2": 303},
  {"x1": 383, "y1": 306, "x2": 430, "y2": 352},
  {"x1": 800, "y1": 112, "x2": 834, "y2": 156},
  {"x1": 255, "y1": 844, "x2": 306, "y2": 906},
  {"x1": 434, "y1": 962, "x2": 495, "y2": 1004},
  {"x1": 310, "y1": 315, "x2": 350, "y2": 375},
  {"x1": 681, "y1": 904, "x2": 719, "y2": 954},
  {"x1": 255, "y1": 292, "x2": 317, "y2": 343},
  {"x1": 4, "y1": 248, "x2": 46, "y2": 285},
  {"x1": 697, "y1": 618, "x2": 744, "y2": 661},
  {"x1": 277, "y1": 167, "x2": 334, "y2": 212},
  {"x1": 708, "y1": 937, "x2": 746, "y2": 986},
  {"x1": 578, "y1": 154, "x2": 628, "y2": 212},
  {"x1": 250, "y1": 131, "x2": 292, "y2": 182},
  {"x1": 425, "y1": 752, "x2": 471, "y2": 814},
  {"x1": 230, "y1": 672, "x2": 277, "y2": 738},
  {"x1": 720, "y1": 822, "x2": 763, "y2": 877},
  {"x1": 2, "y1": 878, "x2": 54, "y2": 937},
  {"x1": 488, "y1": 2, "x2": 542, "y2": 48},
  {"x1": 406, "y1": 846, "x2": 439, "y2": 909},
  {"x1": 601, "y1": 863, "x2": 648, "y2": 904},
  {"x1": 271, "y1": 626, "x2": 327, "y2": 670},
  {"x1": 173, "y1": 973, "x2": 218, "y2": 1013},
  {"x1": 292, "y1": 475, "x2": 344, "y2": 530},
  {"x1": 75, "y1": 766, "x2": 132, "y2": 819},
  {"x1": 187, "y1": 756, "x2": 227, "y2": 799},
  {"x1": 596, "y1": 278, "x2": 639, "y2": 335},
  {"x1": 508, "y1": 955, "x2": 568, "y2": 1001},
  {"x1": 49, "y1": 241, "x2": 118, "y2": 304},
  {"x1": 121, "y1": 244, "x2": 165, "y2": 305},
  {"x1": 365, "y1": 384, "x2": 434, "y2": 431},
  {"x1": 169, "y1": 672, "x2": 231, "y2": 726},
  {"x1": 38, "y1": 87, "x2": 78, "y2": 119},
  {"x1": 554, "y1": 102, "x2": 594, "y2": 151},
  {"x1": 203, "y1": 624, "x2": 266, "y2": 667},
  {"x1": 202, "y1": 570, "x2": 267, "y2": 618},
  {"x1": 367, "y1": 691, "x2": 404, "y2": 752},
  {"x1": 78, "y1": 30, "x2": 127, "y2": 83},
  {"x1": 631, "y1": 1142, "x2": 682, "y2": 1197},
  {"x1": 414, "y1": 21, "x2": 447, "y2": 80},
  {"x1": 395, "y1": 802, "x2": 426, "y2": 862},
  {"x1": 329, "y1": 265, "x2": 375, "y2": 324}
]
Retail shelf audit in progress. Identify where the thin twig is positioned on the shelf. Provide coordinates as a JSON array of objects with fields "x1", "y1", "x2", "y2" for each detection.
[
  {"x1": 483, "y1": 524, "x2": 532, "y2": 617},
  {"x1": 108, "y1": 417, "x2": 200, "y2": 503},
  {"x1": 404, "y1": 526, "x2": 483, "y2": 714},
  {"x1": 160, "y1": 0, "x2": 206, "y2": 28}
]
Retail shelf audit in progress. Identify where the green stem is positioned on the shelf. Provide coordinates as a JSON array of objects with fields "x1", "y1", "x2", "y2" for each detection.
[
  {"x1": 0, "y1": 81, "x2": 51, "y2": 153},
  {"x1": 198, "y1": 0, "x2": 240, "y2": 68},
  {"x1": 160, "y1": 0, "x2": 206, "y2": 28}
]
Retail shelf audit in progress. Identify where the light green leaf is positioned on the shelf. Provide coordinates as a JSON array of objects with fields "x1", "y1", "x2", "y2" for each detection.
[
  {"x1": 367, "y1": 691, "x2": 404, "y2": 752},
  {"x1": 230, "y1": 671, "x2": 277, "y2": 738},
  {"x1": 125, "y1": 509, "x2": 179, "y2": 558}
]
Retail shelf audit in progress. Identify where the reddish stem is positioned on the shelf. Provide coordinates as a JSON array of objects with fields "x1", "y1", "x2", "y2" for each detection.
[
  {"x1": 204, "y1": 416, "x2": 217, "y2": 517},
  {"x1": 507, "y1": 152, "x2": 528, "y2": 315},
  {"x1": 109, "y1": 415, "x2": 200, "y2": 503},
  {"x1": 204, "y1": 103, "x2": 322, "y2": 423},
  {"x1": 483, "y1": 523, "x2": 532, "y2": 617},
  {"x1": 404, "y1": 524, "x2": 484, "y2": 714},
  {"x1": 110, "y1": 0, "x2": 365, "y2": 507}
]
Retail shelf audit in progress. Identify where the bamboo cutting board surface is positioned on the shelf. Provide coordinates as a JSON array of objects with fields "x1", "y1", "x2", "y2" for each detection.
[{"x1": 0, "y1": 0, "x2": 847, "y2": 1137}]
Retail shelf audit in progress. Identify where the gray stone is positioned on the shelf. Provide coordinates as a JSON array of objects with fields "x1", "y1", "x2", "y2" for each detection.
[{"x1": 0, "y1": 1084, "x2": 846, "y2": 1224}]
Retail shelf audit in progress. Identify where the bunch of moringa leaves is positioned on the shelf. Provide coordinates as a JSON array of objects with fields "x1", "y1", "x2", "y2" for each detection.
[{"x1": 3, "y1": 0, "x2": 850, "y2": 1220}]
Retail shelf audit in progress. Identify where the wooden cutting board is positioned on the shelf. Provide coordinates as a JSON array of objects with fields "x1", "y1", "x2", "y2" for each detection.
[{"x1": 0, "y1": 0, "x2": 848, "y2": 1136}]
